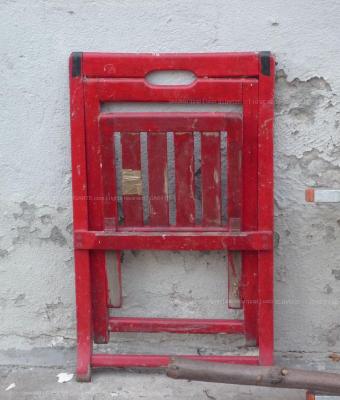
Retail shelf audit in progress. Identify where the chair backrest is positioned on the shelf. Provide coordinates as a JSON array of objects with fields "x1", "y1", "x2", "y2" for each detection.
[
  {"x1": 99, "y1": 113, "x2": 242, "y2": 231},
  {"x1": 75, "y1": 52, "x2": 262, "y2": 236}
]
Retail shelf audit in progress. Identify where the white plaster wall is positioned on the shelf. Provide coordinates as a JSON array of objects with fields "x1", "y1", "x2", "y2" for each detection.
[{"x1": 1, "y1": 0, "x2": 340, "y2": 367}]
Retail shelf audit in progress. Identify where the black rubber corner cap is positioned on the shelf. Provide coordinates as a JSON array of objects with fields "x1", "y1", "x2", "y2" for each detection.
[
  {"x1": 71, "y1": 52, "x2": 83, "y2": 77},
  {"x1": 259, "y1": 51, "x2": 271, "y2": 76}
]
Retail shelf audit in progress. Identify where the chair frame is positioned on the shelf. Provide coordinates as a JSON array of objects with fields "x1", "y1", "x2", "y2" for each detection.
[{"x1": 69, "y1": 51, "x2": 275, "y2": 381}]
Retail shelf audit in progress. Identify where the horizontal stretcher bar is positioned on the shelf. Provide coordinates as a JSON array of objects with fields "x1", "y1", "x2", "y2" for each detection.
[
  {"x1": 100, "y1": 112, "x2": 242, "y2": 134},
  {"x1": 117, "y1": 226, "x2": 232, "y2": 232},
  {"x1": 74, "y1": 230, "x2": 273, "y2": 251},
  {"x1": 108, "y1": 317, "x2": 244, "y2": 334},
  {"x1": 85, "y1": 79, "x2": 245, "y2": 103},
  {"x1": 91, "y1": 354, "x2": 259, "y2": 368}
]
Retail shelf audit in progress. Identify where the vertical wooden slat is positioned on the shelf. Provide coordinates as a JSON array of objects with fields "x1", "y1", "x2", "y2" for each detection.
[
  {"x1": 201, "y1": 132, "x2": 221, "y2": 226},
  {"x1": 121, "y1": 132, "x2": 144, "y2": 226},
  {"x1": 242, "y1": 81, "x2": 259, "y2": 345},
  {"x1": 220, "y1": 131, "x2": 228, "y2": 226},
  {"x1": 148, "y1": 132, "x2": 169, "y2": 226},
  {"x1": 101, "y1": 133, "x2": 118, "y2": 228},
  {"x1": 258, "y1": 53, "x2": 275, "y2": 366},
  {"x1": 174, "y1": 132, "x2": 195, "y2": 226}
]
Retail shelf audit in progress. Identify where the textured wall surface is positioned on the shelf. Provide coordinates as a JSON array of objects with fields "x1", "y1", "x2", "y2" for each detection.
[{"x1": 1, "y1": 0, "x2": 340, "y2": 369}]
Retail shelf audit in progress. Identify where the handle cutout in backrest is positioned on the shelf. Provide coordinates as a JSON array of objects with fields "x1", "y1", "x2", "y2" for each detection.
[{"x1": 146, "y1": 70, "x2": 196, "y2": 86}]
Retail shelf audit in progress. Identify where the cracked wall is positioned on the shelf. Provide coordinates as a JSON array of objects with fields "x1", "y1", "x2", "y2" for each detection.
[{"x1": 1, "y1": 0, "x2": 340, "y2": 368}]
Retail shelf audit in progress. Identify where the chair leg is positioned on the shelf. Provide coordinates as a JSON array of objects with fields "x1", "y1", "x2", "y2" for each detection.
[
  {"x1": 75, "y1": 250, "x2": 92, "y2": 382},
  {"x1": 91, "y1": 251, "x2": 109, "y2": 344},
  {"x1": 258, "y1": 251, "x2": 274, "y2": 365}
]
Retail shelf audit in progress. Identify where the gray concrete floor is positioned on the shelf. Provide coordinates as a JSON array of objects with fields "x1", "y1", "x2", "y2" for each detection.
[{"x1": 0, "y1": 366, "x2": 306, "y2": 399}]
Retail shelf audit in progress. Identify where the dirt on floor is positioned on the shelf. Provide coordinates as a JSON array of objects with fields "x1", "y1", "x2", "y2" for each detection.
[{"x1": 0, "y1": 366, "x2": 306, "y2": 399}]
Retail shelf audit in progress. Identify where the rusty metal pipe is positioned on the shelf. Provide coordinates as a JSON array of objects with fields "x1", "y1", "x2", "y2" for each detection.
[{"x1": 167, "y1": 358, "x2": 340, "y2": 395}]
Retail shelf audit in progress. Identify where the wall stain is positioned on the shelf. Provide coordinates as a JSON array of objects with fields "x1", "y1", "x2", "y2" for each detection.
[
  {"x1": 332, "y1": 269, "x2": 340, "y2": 280},
  {"x1": 275, "y1": 69, "x2": 332, "y2": 123},
  {"x1": 9, "y1": 201, "x2": 71, "y2": 248},
  {"x1": 14, "y1": 293, "x2": 26, "y2": 305},
  {"x1": 274, "y1": 232, "x2": 280, "y2": 249},
  {"x1": 0, "y1": 249, "x2": 9, "y2": 258},
  {"x1": 323, "y1": 284, "x2": 333, "y2": 294},
  {"x1": 42, "y1": 226, "x2": 67, "y2": 247},
  {"x1": 326, "y1": 324, "x2": 340, "y2": 347}
]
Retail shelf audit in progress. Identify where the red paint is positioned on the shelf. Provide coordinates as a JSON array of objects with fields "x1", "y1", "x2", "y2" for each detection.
[
  {"x1": 85, "y1": 78, "x2": 245, "y2": 103},
  {"x1": 101, "y1": 133, "x2": 122, "y2": 308},
  {"x1": 201, "y1": 132, "x2": 221, "y2": 226},
  {"x1": 91, "y1": 354, "x2": 259, "y2": 368},
  {"x1": 69, "y1": 52, "x2": 275, "y2": 380},
  {"x1": 305, "y1": 188, "x2": 315, "y2": 202},
  {"x1": 108, "y1": 317, "x2": 244, "y2": 334},
  {"x1": 74, "y1": 230, "x2": 272, "y2": 251},
  {"x1": 82, "y1": 52, "x2": 259, "y2": 78},
  {"x1": 121, "y1": 132, "x2": 144, "y2": 226},
  {"x1": 147, "y1": 132, "x2": 169, "y2": 226},
  {"x1": 174, "y1": 132, "x2": 195, "y2": 226},
  {"x1": 227, "y1": 117, "x2": 243, "y2": 309},
  {"x1": 69, "y1": 55, "x2": 92, "y2": 381},
  {"x1": 241, "y1": 82, "x2": 260, "y2": 344},
  {"x1": 83, "y1": 75, "x2": 109, "y2": 345},
  {"x1": 257, "y1": 55, "x2": 275, "y2": 365},
  {"x1": 100, "y1": 112, "x2": 242, "y2": 133}
]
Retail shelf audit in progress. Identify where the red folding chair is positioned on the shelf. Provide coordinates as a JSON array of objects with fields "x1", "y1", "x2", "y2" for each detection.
[{"x1": 69, "y1": 51, "x2": 275, "y2": 381}]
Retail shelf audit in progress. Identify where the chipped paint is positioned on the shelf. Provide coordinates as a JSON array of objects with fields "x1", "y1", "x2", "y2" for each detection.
[{"x1": 203, "y1": 132, "x2": 219, "y2": 137}]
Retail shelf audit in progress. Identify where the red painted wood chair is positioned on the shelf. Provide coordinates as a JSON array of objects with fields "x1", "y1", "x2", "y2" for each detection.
[{"x1": 69, "y1": 52, "x2": 275, "y2": 381}]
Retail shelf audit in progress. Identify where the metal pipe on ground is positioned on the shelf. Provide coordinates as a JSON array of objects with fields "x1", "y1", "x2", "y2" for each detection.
[{"x1": 167, "y1": 358, "x2": 340, "y2": 395}]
